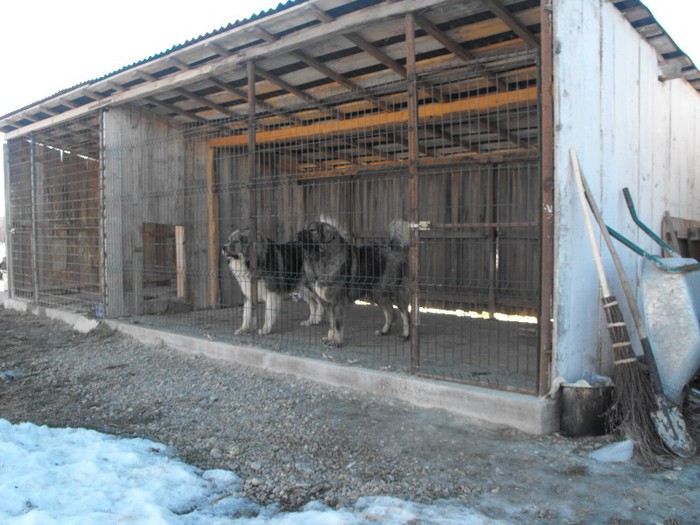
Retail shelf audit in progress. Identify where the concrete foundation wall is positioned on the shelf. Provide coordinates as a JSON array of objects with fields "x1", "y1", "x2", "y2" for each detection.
[{"x1": 3, "y1": 296, "x2": 559, "y2": 435}]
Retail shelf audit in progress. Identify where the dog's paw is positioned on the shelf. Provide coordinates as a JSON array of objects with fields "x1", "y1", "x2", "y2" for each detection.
[
  {"x1": 399, "y1": 334, "x2": 410, "y2": 342},
  {"x1": 258, "y1": 328, "x2": 272, "y2": 335},
  {"x1": 300, "y1": 320, "x2": 313, "y2": 327},
  {"x1": 322, "y1": 337, "x2": 344, "y2": 348},
  {"x1": 235, "y1": 328, "x2": 250, "y2": 335},
  {"x1": 375, "y1": 328, "x2": 391, "y2": 336}
]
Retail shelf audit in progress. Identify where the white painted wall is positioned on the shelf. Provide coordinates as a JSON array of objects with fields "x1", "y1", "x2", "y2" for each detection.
[{"x1": 552, "y1": 0, "x2": 700, "y2": 381}]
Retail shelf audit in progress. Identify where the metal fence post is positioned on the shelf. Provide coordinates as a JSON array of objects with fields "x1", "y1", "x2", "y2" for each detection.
[
  {"x1": 248, "y1": 60, "x2": 259, "y2": 310},
  {"x1": 406, "y1": 13, "x2": 420, "y2": 374}
]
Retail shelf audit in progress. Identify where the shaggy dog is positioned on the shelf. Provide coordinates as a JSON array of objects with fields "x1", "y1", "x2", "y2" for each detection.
[
  {"x1": 222, "y1": 229, "x2": 324, "y2": 335},
  {"x1": 296, "y1": 220, "x2": 410, "y2": 347}
]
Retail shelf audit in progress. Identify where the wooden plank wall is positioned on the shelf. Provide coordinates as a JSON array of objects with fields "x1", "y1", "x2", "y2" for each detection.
[
  {"x1": 103, "y1": 107, "x2": 187, "y2": 316},
  {"x1": 553, "y1": 0, "x2": 700, "y2": 381},
  {"x1": 213, "y1": 152, "x2": 539, "y2": 314}
]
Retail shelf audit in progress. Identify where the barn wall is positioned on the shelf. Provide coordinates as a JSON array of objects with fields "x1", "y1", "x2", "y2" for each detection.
[
  {"x1": 103, "y1": 107, "x2": 189, "y2": 316},
  {"x1": 552, "y1": 0, "x2": 700, "y2": 381}
]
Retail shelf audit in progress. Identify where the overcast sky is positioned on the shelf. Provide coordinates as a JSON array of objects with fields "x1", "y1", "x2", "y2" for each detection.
[{"x1": 0, "y1": 0, "x2": 699, "y2": 216}]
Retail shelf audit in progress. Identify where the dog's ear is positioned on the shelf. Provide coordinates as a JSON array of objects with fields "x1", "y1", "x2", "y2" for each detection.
[{"x1": 319, "y1": 222, "x2": 341, "y2": 244}]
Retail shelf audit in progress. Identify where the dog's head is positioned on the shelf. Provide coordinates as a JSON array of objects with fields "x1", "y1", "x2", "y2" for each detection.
[
  {"x1": 221, "y1": 229, "x2": 250, "y2": 261},
  {"x1": 222, "y1": 229, "x2": 272, "y2": 263},
  {"x1": 297, "y1": 221, "x2": 345, "y2": 249}
]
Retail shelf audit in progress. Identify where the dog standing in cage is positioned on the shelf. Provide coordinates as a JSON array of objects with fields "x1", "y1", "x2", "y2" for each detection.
[
  {"x1": 296, "y1": 219, "x2": 411, "y2": 347},
  {"x1": 221, "y1": 229, "x2": 324, "y2": 335}
]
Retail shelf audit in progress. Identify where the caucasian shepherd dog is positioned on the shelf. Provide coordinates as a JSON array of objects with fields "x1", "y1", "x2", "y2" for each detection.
[
  {"x1": 222, "y1": 229, "x2": 324, "y2": 335},
  {"x1": 297, "y1": 220, "x2": 411, "y2": 347}
]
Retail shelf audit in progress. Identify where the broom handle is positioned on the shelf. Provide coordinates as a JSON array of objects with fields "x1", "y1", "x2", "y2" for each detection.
[
  {"x1": 571, "y1": 150, "x2": 665, "y2": 394},
  {"x1": 569, "y1": 149, "x2": 612, "y2": 297}
]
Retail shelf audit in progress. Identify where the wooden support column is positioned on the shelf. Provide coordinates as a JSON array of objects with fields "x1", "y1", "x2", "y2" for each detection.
[
  {"x1": 3, "y1": 141, "x2": 14, "y2": 297},
  {"x1": 487, "y1": 164, "x2": 497, "y2": 316},
  {"x1": 248, "y1": 61, "x2": 259, "y2": 310},
  {"x1": 98, "y1": 110, "x2": 106, "y2": 308},
  {"x1": 175, "y1": 225, "x2": 186, "y2": 298},
  {"x1": 538, "y1": 1, "x2": 555, "y2": 396},
  {"x1": 30, "y1": 133, "x2": 40, "y2": 303},
  {"x1": 406, "y1": 13, "x2": 420, "y2": 374},
  {"x1": 207, "y1": 146, "x2": 219, "y2": 306}
]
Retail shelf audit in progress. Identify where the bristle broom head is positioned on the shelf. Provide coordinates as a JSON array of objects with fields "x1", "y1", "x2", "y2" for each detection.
[{"x1": 601, "y1": 295, "x2": 665, "y2": 462}]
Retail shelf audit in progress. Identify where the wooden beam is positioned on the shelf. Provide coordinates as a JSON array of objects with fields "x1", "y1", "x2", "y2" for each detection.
[
  {"x1": 145, "y1": 96, "x2": 205, "y2": 122},
  {"x1": 174, "y1": 87, "x2": 243, "y2": 120},
  {"x1": 247, "y1": 60, "x2": 259, "y2": 310},
  {"x1": 210, "y1": 86, "x2": 538, "y2": 147},
  {"x1": 303, "y1": 2, "x2": 423, "y2": 86},
  {"x1": 175, "y1": 225, "x2": 186, "y2": 298},
  {"x1": 538, "y1": 1, "x2": 554, "y2": 396},
  {"x1": 206, "y1": 147, "x2": 218, "y2": 307},
  {"x1": 255, "y1": 66, "x2": 347, "y2": 120},
  {"x1": 481, "y1": 0, "x2": 539, "y2": 48},
  {"x1": 344, "y1": 33, "x2": 407, "y2": 78},
  {"x1": 3, "y1": 0, "x2": 458, "y2": 139},
  {"x1": 208, "y1": 76, "x2": 303, "y2": 126},
  {"x1": 406, "y1": 13, "x2": 421, "y2": 374},
  {"x1": 414, "y1": 12, "x2": 474, "y2": 62},
  {"x1": 291, "y1": 50, "x2": 393, "y2": 112}
]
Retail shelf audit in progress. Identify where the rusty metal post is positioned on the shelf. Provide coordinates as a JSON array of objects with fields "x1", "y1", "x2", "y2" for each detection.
[
  {"x1": 538, "y1": 1, "x2": 555, "y2": 396},
  {"x1": 248, "y1": 60, "x2": 259, "y2": 312},
  {"x1": 406, "y1": 13, "x2": 420, "y2": 374}
]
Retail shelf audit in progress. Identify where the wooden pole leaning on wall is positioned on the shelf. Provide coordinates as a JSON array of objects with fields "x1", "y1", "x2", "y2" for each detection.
[
  {"x1": 406, "y1": 13, "x2": 420, "y2": 374},
  {"x1": 247, "y1": 61, "x2": 259, "y2": 314}
]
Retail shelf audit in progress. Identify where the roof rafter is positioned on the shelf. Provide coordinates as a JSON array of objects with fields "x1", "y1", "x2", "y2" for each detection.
[
  {"x1": 254, "y1": 65, "x2": 348, "y2": 121},
  {"x1": 480, "y1": 0, "x2": 539, "y2": 48}
]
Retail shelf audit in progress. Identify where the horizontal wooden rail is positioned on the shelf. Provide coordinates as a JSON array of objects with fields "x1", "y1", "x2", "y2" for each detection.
[{"x1": 209, "y1": 86, "x2": 538, "y2": 148}]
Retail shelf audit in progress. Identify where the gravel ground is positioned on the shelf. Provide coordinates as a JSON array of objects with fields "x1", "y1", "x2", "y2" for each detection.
[{"x1": 1, "y1": 305, "x2": 700, "y2": 524}]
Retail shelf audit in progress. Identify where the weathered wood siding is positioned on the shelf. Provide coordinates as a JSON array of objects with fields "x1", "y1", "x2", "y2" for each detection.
[
  {"x1": 553, "y1": 0, "x2": 700, "y2": 381},
  {"x1": 103, "y1": 107, "x2": 188, "y2": 316}
]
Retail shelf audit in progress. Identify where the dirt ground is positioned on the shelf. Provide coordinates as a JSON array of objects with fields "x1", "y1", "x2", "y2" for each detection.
[{"x1": 1, "y1": 303, "x2": 699, "y2": 524}]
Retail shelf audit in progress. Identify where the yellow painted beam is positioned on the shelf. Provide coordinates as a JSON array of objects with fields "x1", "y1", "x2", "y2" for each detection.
[{"x1": 209, "y1": 86, "x2": 538, "y2": 148}]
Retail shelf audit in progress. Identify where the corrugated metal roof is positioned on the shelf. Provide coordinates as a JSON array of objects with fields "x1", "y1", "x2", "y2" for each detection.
[{"x1": 613, "y1": 0, "x2": 700, "y2": 88}]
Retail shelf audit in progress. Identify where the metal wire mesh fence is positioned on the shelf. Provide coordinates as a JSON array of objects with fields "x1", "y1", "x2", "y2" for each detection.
[
  {"x1": 5, "y1": 50, "x2": 541, "y2": 393},
  {"x1": 5, "y1": 113, "x2": 102, "y2": 310}
]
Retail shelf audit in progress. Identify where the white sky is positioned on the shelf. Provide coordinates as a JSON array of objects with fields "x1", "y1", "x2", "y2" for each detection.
[{"x1": 0, "y1": 0, "x2": 699, "y2": 216}]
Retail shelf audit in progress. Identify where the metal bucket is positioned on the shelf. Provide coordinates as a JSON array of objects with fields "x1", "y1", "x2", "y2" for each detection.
[{"x1": 559, "y1": 384, "x2": 613, "y2": 437}]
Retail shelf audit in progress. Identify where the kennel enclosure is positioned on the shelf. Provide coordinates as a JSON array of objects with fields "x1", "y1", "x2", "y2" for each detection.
[{"x1": 3, "y1": 0, "x2": 700, "y2": 422}]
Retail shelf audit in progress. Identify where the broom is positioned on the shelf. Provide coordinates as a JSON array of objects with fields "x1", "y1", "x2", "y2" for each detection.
[{"x1": 569, "y1": 149, "x2": 663, "y2": 460}]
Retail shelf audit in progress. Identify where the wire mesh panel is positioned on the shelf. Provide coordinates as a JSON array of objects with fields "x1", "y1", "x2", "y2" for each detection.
[
  {"x1": 6, "y1": 113, "x2": 102, "y2": 312},
  {"x1": 6, "y1": 138, "x2": 34, "y2": 300},
  {"x1": 8, "y1": 46, "x2": 541, "y2": 393}
]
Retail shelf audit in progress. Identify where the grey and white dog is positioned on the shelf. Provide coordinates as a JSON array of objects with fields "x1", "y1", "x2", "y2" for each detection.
[
  {"x1": 222, "y1": 229, "x2": 324, "y2": 335},
  {"x1": 296, "y1": 219, "x2": 411, "y2": 347}
]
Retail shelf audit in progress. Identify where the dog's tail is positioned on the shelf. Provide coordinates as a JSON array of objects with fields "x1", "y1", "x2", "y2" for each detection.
[{"x1": 388, "y1": 219, "x2": 411, "y2": 248}]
